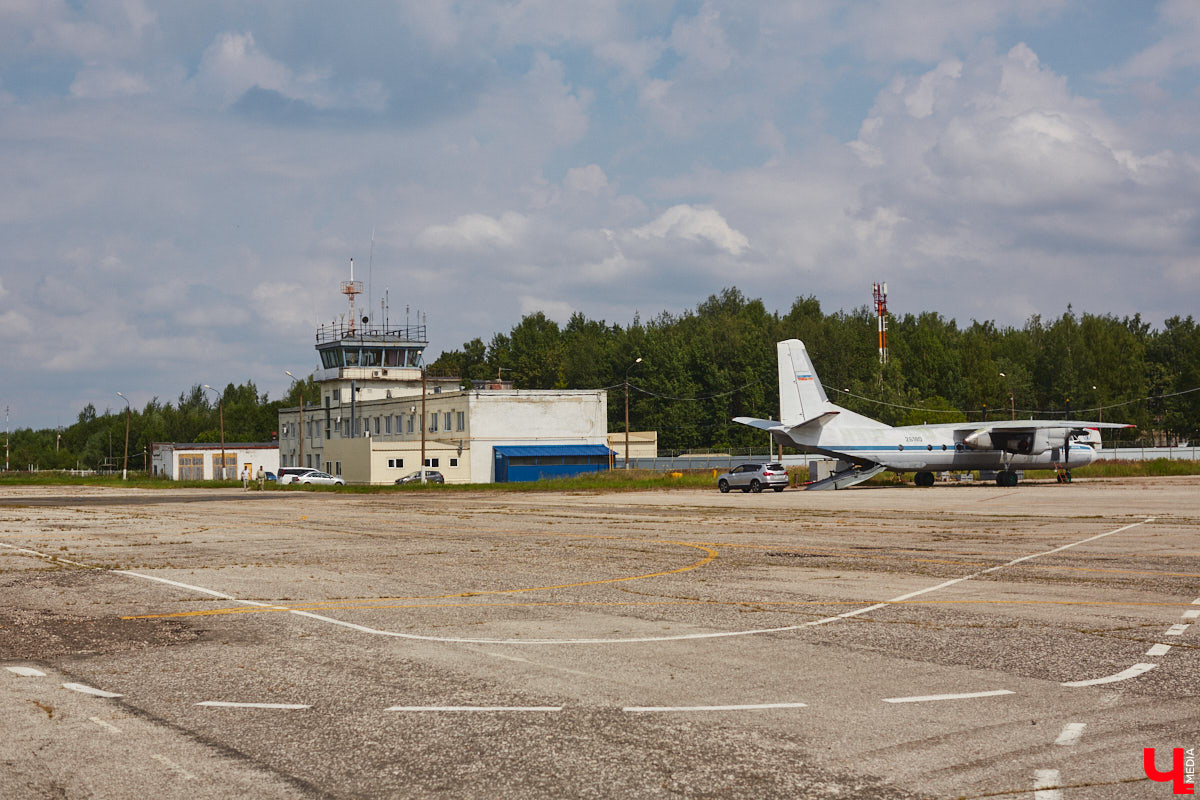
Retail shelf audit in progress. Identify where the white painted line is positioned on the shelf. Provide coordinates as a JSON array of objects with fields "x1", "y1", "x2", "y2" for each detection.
[
  {"x1": 6, "y1": 666, "x2": 46, "y2": 677},
  {"x1": 385, "y1": 705, "x2": 563, "y2": 712},
  {"x1": 1061, "y1": 663, "x2": 1157, "y2": 687},
  {"x1": 150, "y1": 754, "x2": 196, "y2": 781},
  {"x1": 1054, "y1": 722, "x2": 1086, "y2": 746},
  {"x1": 1165, "y1": 624, "x2": 1189, "y2": 636},
  {"x1": 196, "y1": 701, "x2": 311, "y2": 710},
  {"x1": 1183, "y1": 610, "x2": 1200, "y2": 620},
  {"x1": 1033, "y1": 768, "x2": 1063, "y2": 800},
  {"x1": 882, "y1": 689, "x2": 1015, "y2": 704},
  {"x1": 62, "y1": 682, "x2": 123, "y2": 698},
  {"x1": 89, "y1": 717, "x2": 122, "y2": 733},
  {"x1": 624, "y1": 702, "x2": 808, "y2": 712},
  {"x1": 1146, "y1": 643, "x2": 1172, "y2": 657},
  {"x1": 3, "y1": 519, "x2": 1159, "y2": 646}
]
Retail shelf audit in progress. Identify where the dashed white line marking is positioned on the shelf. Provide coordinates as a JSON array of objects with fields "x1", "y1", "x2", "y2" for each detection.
[
  {"x1": 1165, "y1": 624, "x2": 1189, "y2": 636},
  {"x1": 6, "y1": 666, "x2": 46, "y2": 677},
  {"x1": 1061, "y1": 663, "x2": 1157, "y2": 687},
  {"x1": 195, "y1": 701, "x2": 311, "y2": 709},
  {"x1": 1147, "y1": 643, "x2": 1172, "y2": 657},
  {"x1": 385, "y1": 705, "x2": 563, "y2": 712},
  {"x1": 1033, "y1": 769, "x2": 1063, "y2": 800},
  {"x1": 62, "y1": 682, "x2": 123, "y2": 698},
  {"x1": 1182, "y1": 610, "x2": 1200, "y2": 620},
  {"x1": 882, "y1": 690, "x2": 1015, "y2": 704},
  {"x1": 624, "y1": 702, "x2": 808, "y2": 712},
  {"x1": 1054, "y1": 722, "x2": 1086, "y2": 746},
  {"x1": 150, "y1": 754, "x2": 196, "y2": 781},
  {"x1": 89, "y1": 717, "x2": 122, "y2": 733}
]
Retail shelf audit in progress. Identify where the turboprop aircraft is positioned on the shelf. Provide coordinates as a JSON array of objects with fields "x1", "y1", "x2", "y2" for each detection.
[{"x1": 734, "y1": 339, "x2": 1134, "y2": 489}]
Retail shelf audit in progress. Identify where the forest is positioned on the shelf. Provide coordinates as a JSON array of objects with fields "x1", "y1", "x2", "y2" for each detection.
[{"x1": 6, "y1": 288, "x2": 1198, "y2": 471}]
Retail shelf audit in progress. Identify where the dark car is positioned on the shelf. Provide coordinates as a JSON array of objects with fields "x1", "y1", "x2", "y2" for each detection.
[
  {"x1": 717, "y1": 463, "x2": 789, "y2": 493},
  {"x1": 395, "y1": 470, "x2": 445, "y2": 485}
]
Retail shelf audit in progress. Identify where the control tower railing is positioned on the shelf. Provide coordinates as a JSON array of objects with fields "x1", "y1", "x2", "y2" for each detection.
[{"x1": 315, "y1": 322, "x2": 428, "y2": 344}]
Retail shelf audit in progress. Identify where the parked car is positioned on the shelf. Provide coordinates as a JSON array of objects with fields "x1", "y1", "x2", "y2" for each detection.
[
  {"x1": 395, "y1": 470, "x2": 445, "y2": 485},
  {"x1": 296, "y1": 470, "x2": 345, "y2": 486},
  {"x1": 277, "y1": 467, "x2": 318, "y2": 485},
  {"x1": 717, "y1": 463, "x2": 789, "y2": 493}
]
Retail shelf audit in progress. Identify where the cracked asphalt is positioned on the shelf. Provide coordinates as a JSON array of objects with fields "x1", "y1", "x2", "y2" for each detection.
[{"x1": 1, "y1": 477, "x2": 1197, "y2": 799}]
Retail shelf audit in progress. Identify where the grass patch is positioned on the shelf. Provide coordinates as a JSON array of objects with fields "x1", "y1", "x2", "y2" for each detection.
[{"x1": 2, "y1": 460, "x2": 1197, "y2": 493}]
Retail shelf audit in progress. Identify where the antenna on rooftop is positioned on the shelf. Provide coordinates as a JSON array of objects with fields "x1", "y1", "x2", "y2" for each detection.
[{"x1": 342, "y1": 258, "x2": 362, "y2": 334}]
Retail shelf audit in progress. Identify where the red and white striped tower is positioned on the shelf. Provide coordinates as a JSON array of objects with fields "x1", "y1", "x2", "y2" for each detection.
[{"x1": 873, "y1": 282, "x2": 888, "y2": 365}]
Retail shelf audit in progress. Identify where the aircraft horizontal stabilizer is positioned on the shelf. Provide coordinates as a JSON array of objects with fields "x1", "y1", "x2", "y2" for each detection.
[{"x1": 732, "y1": 416, "x2": 785, "y2": 432}]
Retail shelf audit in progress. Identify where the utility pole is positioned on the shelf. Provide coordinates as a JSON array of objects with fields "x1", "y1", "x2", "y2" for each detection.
[
  {"x1": 116, "y1": 392, "x2": 131, "y2": 480},
  {"x1": 4, "y1": 406, "x2": 8, "y2": 472},
  {"x1": 873, "y1": 282, "x2": 889, "y2": 366},
  {"x1": 284, "y1": 372, "x2": 304, "y2": 470},
  {"x1": 420, "y1": 368, "x2": 427, "y2": 484},
  {"x1": 624, "y1": 358, "x2": 642, "y2": 469},
  {"x1": 203, "y1": 385, "x2": 226, "y2": 480}
]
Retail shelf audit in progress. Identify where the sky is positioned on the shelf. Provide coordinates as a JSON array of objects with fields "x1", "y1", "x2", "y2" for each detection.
[{"x1": 2, "y1": 1, "x2": 1199, "y2": 430}]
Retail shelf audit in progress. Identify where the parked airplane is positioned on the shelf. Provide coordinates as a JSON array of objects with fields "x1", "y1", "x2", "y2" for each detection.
[{"x1": 734, "y1": 339, "x2": 1134, "y2": 489}]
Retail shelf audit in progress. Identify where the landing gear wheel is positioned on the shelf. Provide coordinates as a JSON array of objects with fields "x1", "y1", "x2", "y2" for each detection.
[
  {"x1": 914, "y1": 471, "x2": 935, "y2": 487},
  {"x1": 996, "y1": 470, "x2": 1018, "y2": 487},
  {"x1": 750, "y1": 479, "x2": 762, "y2": 493},
  {"x1": 718, "y1": 479, "x2": 730, "y2": 493}
]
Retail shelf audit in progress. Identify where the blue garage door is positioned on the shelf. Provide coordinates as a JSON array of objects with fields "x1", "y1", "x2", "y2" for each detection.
[{"x1": 493, "y1": 445, "x2": 614, "y2": 483}]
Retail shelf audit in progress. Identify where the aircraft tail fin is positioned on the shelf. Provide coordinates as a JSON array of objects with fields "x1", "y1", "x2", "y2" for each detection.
[{"x1": 778, "y1": 339, "x2": 833, "y2": 426}]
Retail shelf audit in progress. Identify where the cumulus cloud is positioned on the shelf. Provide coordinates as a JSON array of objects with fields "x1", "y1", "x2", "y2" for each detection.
[
  {"x1": 632, "y1": 205, "x2": 750, "y2": 256},
  {"x1": 414, "y1": 212, "x2": 529, "y2": 252}
]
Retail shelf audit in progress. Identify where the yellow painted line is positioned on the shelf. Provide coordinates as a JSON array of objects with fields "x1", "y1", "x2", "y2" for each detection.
[
  {"x1": 124, "y1": 538, "x2": 718, "y2": 619},
  {"x1": 124, "y1": 597, "x2": 1200, "y2": 621}
]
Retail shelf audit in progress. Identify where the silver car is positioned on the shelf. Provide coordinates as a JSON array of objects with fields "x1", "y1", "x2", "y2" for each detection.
[
  {"x1": 296, "y1": 470, "x2": 345, "y2": 486},
  {"x1": 717, "y1": 463, "x2": 789, "y2": 493}
]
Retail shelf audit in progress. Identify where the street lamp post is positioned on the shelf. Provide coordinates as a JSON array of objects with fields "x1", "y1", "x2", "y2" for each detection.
[
  {"x1": 999, "y1": 372, "x2": 1015, "y2": 419},
  {"x1": 284, "y1": 371, "x2": 304, "y2": 470},
  {"x1": 202, "y1": 385, "x2": 226, "y2": 480},
  {"x1": 624, "y1": 357, "x2": 642, "y2": 469},
  {"x1": 1093, "y1": 385, "x2": 1101, "y2": 423},
  {"x1": 116, "y1": 392, "x2": 131, "y2": 480}
]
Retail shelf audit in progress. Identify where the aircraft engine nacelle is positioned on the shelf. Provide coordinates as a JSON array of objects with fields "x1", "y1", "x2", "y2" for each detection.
[{"x1": 963, "y1": 427, "x2": 1070, "y2": 455}]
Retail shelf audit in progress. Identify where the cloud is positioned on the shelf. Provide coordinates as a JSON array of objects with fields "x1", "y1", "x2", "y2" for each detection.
[
  {"x1": 69, "y1": 64, "x2": 150, "y2": 99},
  {"x1": 414, "y1": 212, "x2": 529, "y2": 252},
  {"x1": 631, "y1": 205, "x2": 750, "y2": 256}
]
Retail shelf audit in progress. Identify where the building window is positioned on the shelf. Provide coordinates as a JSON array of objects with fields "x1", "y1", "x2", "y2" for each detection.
[
  {"x1": 425, "y1": 457, "x2": 439, "y2": 468},
  {"x1": 385, "y1": 416, "x2": 392, "y2": 434},
  {"x1": 375, "y1": 417, "x2": 381, "y2": 435},
  {"x1": 325, "y1": 461, "x2": 332, "y2": 473},
  {"x1": 430, "y1": 414, "x2": 438, "y2": 432},
  {"x1": 335, "y1": 461, "x2": 342, "y2": 476},
  {"x1": 443, "y1": 412, "x2": 451, "y2": 430},
  {"x1": 449, "y1": 458, "x2": 458, "y2": 468},
  {"x1": 387, "y1": 458, "x2": 405, "y2": 469},
  {"x1": 407, "y1": 415, "x2": 414, "y2": 434},
  {"x1": 456, "y1": 411, "x2": 465, "y2": 431}
]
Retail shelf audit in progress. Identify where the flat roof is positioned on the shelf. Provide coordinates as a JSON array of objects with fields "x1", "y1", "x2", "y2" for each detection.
[{"x1": 493, "y1": 445, "x2": 614, "y2": 457}]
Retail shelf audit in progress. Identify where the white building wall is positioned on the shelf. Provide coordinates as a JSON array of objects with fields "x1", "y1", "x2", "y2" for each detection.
[{"x1": 467, "y1": 391, "x2": 608, "y2": 482}]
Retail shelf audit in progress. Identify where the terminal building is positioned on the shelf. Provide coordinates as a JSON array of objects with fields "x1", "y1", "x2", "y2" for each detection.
[{"x1": 277, "y1": 269, "x2": 611, "y2": 485}]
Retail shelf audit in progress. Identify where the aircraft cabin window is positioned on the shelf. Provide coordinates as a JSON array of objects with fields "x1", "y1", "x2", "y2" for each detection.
[{"x1": 897, "y1": 444, "x2": 904, "y2": 451}]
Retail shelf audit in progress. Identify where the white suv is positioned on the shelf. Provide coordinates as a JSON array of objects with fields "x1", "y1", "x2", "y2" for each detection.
[{"x1": 278, "y1": 467, "x2": 344, "y2": 486}]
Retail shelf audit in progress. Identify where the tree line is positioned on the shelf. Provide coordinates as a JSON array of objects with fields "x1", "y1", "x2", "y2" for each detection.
[
  {"x1": 429, "y1": 288, "x2": 1199, "y2": 452},
  {"x1": 5, "y1": 288, "x2": 1197, "y2": 470}
]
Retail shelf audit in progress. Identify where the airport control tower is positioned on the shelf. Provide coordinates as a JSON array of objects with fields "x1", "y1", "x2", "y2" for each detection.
[{"x1": 314, "y1": 259, "x2": 458, "y2": 405}]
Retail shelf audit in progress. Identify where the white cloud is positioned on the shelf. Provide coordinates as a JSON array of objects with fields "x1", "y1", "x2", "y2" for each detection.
[
  {"x1": 632, "y1": 205, "x2": 750, "y2": 256},
  {"x1": 414, "y1": 212, "x2": 529, "y2": 252},
  {"x1": 70, "y1": 64, "x2": 150, "y2": 99}
]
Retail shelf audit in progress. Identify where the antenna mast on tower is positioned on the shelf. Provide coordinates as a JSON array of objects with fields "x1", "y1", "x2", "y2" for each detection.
[
  {"x1": 873, "y1": 282, "x2": 889, "y2": 365},
  {"x1": 342, "y1": 258, "x2": 363, "y2": 334}
]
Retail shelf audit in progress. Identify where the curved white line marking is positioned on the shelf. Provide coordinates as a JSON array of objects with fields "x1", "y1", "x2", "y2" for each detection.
[
  {"x1": 196, "y1": 701, "x2": 310, "y2": 709},
  {"x1": 2, "y1": 518, "x2": 1156, "y2": 645},
  {"x1": 624, "y1": 702, "x2": 807, "y2": 712},
  {"x1": 882, "y1": 689, "x2": 1014, "y2": 704},
  {"x1": 1060, "y1": 662, "x2": 1156, "y2": 687},
  {"x1": 62, "y1": 682, "x2": 122, "y2": 698},
  {"x1": 6, "y1": 666, "x2": 46, "y2": 677}
]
